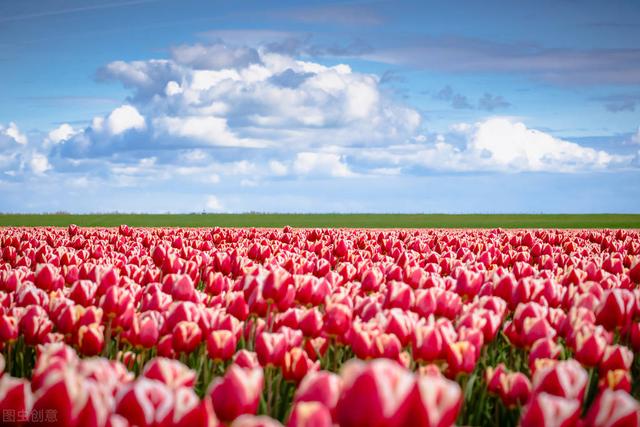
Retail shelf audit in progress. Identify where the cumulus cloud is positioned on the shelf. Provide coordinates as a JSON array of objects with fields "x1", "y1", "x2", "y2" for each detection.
[
  {"x1": 91, "y1": 46, "x2": 420, "y2": 149},
  {"x1": 153, "y1": 116, "x2": 265, "y2": 148},
  {"x1": 105, "y1": 105, "x2": 146, "y2": 135},
  {"x1": 29, "y1": 153, "x2": 51, "y2": 175},
  {"x1": 1, "y1": 122, "x2": 28, "y2": 145},
  {"x1": 0, "y1": 40, "x2": 636, "y2": 201},
  {"x1": 293, "y1": 152, "x2": 353, "y2": 177},
  {"x1": 46, "y1": 124, "x2": 78, "y2": 144},
  {"x1": 359, "y1": 117, "x2": 632, "y2": 173}
]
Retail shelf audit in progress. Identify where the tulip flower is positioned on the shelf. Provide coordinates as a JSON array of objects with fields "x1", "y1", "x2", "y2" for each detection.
[
  {"x1": 323, "y1": 303, "x2": 352, "y2": 338},
  {"x1": 411, "y1": 324, "x2": 444, "y2": 363},
  {"x1": 599, "y1": 345, "x2": 634, "y2": 374},
  {"x1": 0, "y1": 315, "x2": 19, "y2": 343},
  {"x1": 299, "y1": 308, "x2": 323, "y2": 338},
  {"x1": 141, "y1": 358, "x2": 196, "y2": 389},
  {"x1": 172, "y1": 321, "x2": 202, "y2": 354},
  {"x1": 574, "y1": 328, "x2": 608, "y2": 367},
  {"x1": 529, "y1": 338, "x2": 562, "y2": 371},
  {"x1": 294, "y1": 371, "x2": 341, "y2": 415},
  {"x1": 583, "y1": 389, "x2": 640, "y2": 427},
  {"x1": 520, "y1": 393, "x2": 581, "y2": 427},
  {"x1": 532, "y1": 359, "x2": 588, "y2": 400},
  {"x1": 231, "y1": 415, "x2": 283, "y2": 427},
  {"x1": 77, "y1": 323, "x2": 105, "y2": 356},
  {"x1": 206, "y1": 330, "x2": 237, "y2": 362},
  {"x1": 409, "y1": 374, "x2": 462, "y2": 427},
  {"x1": 30, "y1": 367, "x2": 89, "y2": 427},
  {"x1": 233, "y1": 350, "x2": 261, "y2": 370},
  {"x1": 255, "y1": 332, "x2": 287, "y2": 367},
  {"x1": 599, "y1": 369, "x2": 632, "y2": 393},
  {"x1": 158, "y1": 386, "x2": 219, "y2": 427},
  {"x1": 208, "y1": 365, "x2": 264, "y2": 423},
  {"x1": 287, "y1": 402, "x2": 332, "y2": 427},
  {"x1": 0, "y1": 375, "x2": 32, "y2": 422},
  {"x1": 115, "y1": 378, "x2": 174, "y2": 427},
  {"x1": 19, "y1": 308, "x2": 52, "y2": 346},
  {"x1": 445, "y1": 341, "x2": 477, "y2": 377},
  {"x1": 595, "y1": 289, "x2": 636, "y2": 331},
  {"x1": 283, "y1": 348, "x2": 320, "y2": 383},
  {"x1": 336, "y1": 359, "x2": 414, "y2": 427}
]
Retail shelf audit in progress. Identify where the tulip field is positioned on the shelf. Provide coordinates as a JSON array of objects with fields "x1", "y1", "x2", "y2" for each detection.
[{"x1": 1, "y1": 225, "x2": 640, "y2": 427}]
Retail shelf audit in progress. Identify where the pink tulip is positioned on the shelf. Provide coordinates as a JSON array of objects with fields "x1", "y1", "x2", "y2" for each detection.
[
  {"x1": 208, "y1": 365, "x2": 264, "y2": 423},
  {"x1": 336, "y1": 359, "x2": 414, "y2": 427}
]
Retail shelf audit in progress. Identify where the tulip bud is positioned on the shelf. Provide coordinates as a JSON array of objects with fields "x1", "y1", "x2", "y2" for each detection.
[{"x1": 208, "y1": 365, "x2": 264, "y2": 423}]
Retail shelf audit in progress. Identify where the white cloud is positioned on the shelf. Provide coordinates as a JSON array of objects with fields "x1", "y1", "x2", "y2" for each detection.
[
  {"x1": 92, "y1": 44, "x2": 421, "y2": 151},
  {"x1": 358, "y1": 117, "x2": 632, "y2": 173},
  {"x1": 1, "y1": 122, "x2": 28, "y2": 145},
  {"x1": 269, "y1": 160, "x2": 288, "y2": 176},
  {"x1": 46, "y1": 124, "x2": 78, "y2": 144},
  {"x1": 153, "y1": 116, "x2": 266, "y2": 147},
  {"x1": 470, "y1": 118, "x2": 623, "y2": 171},
  {"x1": 293, "y1": 152, "x2": 353, "y2": 177},
  {"x1": 205, "y1": 195, "x2": 224, "y2": 211},
  {"x1": 105, "y1": 105, "x2": 146, "y2": 135},
  {"x1": 29, "y1": 153, "x2": 51, "y2": 174},
  {"x1": 165, "y1": 81, "x2": 183, "y2": 96}
]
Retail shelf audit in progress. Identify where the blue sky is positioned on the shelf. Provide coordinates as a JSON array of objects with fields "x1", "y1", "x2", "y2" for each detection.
[{"x1": 0, "y1": 0, "x2": 639, "y2": 213}]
